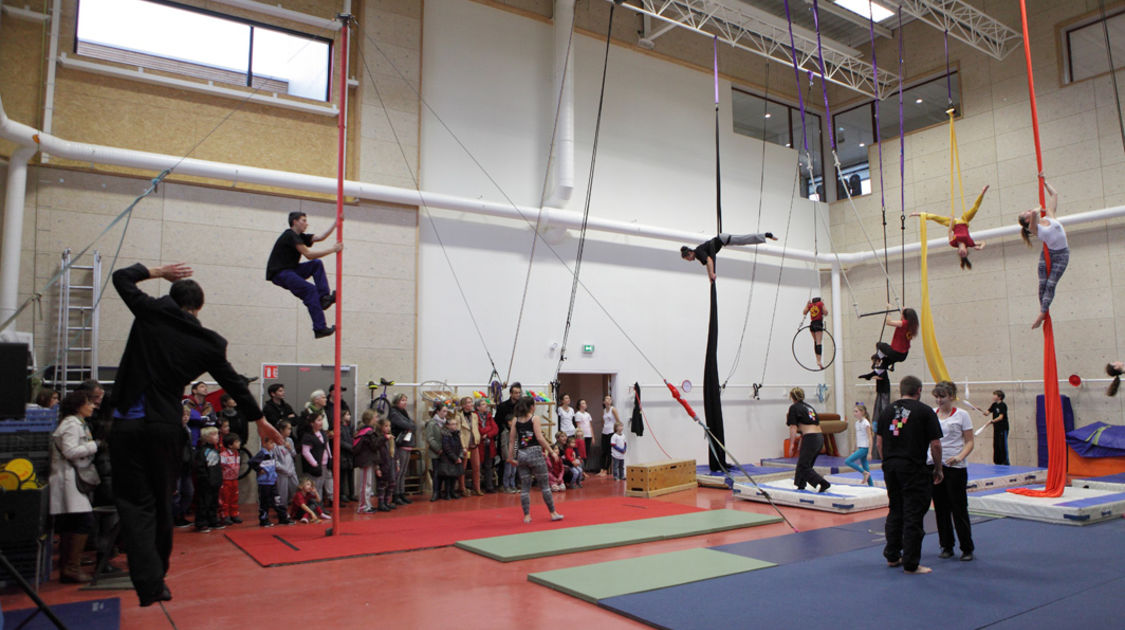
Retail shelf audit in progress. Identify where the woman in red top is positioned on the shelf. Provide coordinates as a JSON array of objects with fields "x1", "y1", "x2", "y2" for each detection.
[
  {"x1": 475, "y1": 398, "x2": 499, "y2": 493},
  {"x1": 859, "y1": 308, "x2": 919, "y2": 381}
]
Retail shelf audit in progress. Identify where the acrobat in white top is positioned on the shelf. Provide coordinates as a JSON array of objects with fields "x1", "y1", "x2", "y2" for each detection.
[{"x1": 1037, "y1": 217, "x2": 1069, "y2": 251}]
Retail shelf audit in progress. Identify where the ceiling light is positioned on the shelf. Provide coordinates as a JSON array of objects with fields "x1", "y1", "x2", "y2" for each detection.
[
  {"x1": 915, "y1": 97, "x2": 924, "y2": 104},
  {"x1": 859, "y1": 142, "x2": 866, "y2": 147},
  {"x1": 764, "y1": 112, "x2": 772, "y2": 119},
  {"x1": 833, "y1": 0, "x2": 894, "y2": 22}
]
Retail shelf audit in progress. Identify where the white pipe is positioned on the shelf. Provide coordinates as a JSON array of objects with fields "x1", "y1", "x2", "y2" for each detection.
[
  {"x1": 208, "y1": 0, "x2": 341, "y2": 31},
  {"x1": 1, "y1": 3, "x2": 50, "y2": 22},
  {"x1": 40, "y1": 0, "x2": 61, "y2": 163},
  {"x1": 831, "y1": 261, "x2": 843, "y2": 416},
  {"x1": 58, "y1": 55, "x2": 339, "y2": 117},
  {"x1": 1, "y1": 145, "x2": 37, "y2": 332},
  {"x1": 549, "y1": 0, "x2": 575, "y2": 206},
  {"x1": 3, "y1": 92, "x2": 1124, "y2": 270}
]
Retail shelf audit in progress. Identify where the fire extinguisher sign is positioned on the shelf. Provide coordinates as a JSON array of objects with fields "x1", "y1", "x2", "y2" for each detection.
[{"x1": 263, "y1": 365, "x2": 278, "y2": 379}]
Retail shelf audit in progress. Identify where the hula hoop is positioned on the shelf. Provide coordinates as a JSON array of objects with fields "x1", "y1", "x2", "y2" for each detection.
[{"x1": 791, "y1": 325, "x2": 836, "y2": 371}]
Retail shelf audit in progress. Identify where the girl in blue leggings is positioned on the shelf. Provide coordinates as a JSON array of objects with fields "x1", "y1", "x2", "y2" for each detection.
[{"x1": 845, "y1": 402, "x2": 874, "y2": 486}]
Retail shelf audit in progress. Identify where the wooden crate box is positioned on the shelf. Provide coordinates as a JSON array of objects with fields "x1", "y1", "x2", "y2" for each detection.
[{"x1": 625, "y1": 458, "x2": 697, "y2": 498}]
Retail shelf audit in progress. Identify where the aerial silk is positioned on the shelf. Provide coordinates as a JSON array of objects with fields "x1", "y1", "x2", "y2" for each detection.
[
  {"x1": 703, "y1": 281, "x2": 725, "y2": 471},
  {"x1": 1010, "y1": 0, "x2": 1066, "y2": 497}
]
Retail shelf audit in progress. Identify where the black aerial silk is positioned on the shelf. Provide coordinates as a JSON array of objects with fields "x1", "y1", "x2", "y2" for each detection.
[
  {"x1": 630, "y1": 382, "x2": 644, "y2": 436},
  {"x1": 871, "y1": 377, "x2": 891, "y2": 460},
  {"x1": 703, "y1": 281, "x2": 725, "y2": 471}
]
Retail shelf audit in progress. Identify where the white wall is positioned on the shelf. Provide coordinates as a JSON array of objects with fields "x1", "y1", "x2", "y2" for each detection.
[{"x1": 418, "y1": 0, "x2": 829, "y2": 467}]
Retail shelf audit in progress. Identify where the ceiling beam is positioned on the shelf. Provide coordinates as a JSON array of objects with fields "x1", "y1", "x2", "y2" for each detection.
[
  {"x1": 894, "y1": 0, "x2": 1022, "y2": 60},
  {"x1": 621, "y1": 0, "x2": 893, "y2": 98}
]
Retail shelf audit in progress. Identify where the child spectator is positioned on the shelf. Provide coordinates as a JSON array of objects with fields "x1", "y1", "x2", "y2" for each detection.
[
  {"x1": 353, "y1": 410, "x2": 379, "y2": 513},
  {"x1": 373, "y1": 417, "x2": 396, "y2": 512},
  {"x1": 289, "y1": 477, "x2": 330, "y2": 524},
  {"x1": 574, "y1": 428, "x2": 588, "y2": 459},
  {"x1": 437, "y1": 416, "x2": 464, "y2": 500},
  {"x1": 250, "y1": 436, "x2": 290, "y2": 527},
  {"x1": 218, "y1": 433, "x2": 242, "y2": 525},
  {"x1": 217, "y1": 417, "x2": 229, "y2": 439},
  {"x1": 546, "y1": 445, "x2": 566, "y2": 492},
  {"x1": 338, "y1": 410, "x2": 356, "y2": 505},
  {"x1": 565, "y1": 436, "x2": 585, "y2": 488},
  {"x1": 173, "y1": 402, "x2": 195, "y2": 528},
  {"x1": 193, "y1": 427, "x2": 223, "y2": 532},
  {"x1": 272, "y1": 420, "x2": 299, "y2": 507},
  {"x1": 610, "y1": 422, "x2": 627, "y2": 481},
  {"x1": 301, "y1": 413, "x2": 333, "y2": 505}
]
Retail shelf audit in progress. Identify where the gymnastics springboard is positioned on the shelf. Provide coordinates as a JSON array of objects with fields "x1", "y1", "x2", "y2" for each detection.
[
  {"x1": 731, "y1": 479, "x2": 887, "y2": 513},
  {"x1": 696, "y1": 464, "x2": 791, "y2": 489},
  {"x1": 967, "y1": 486, "x2": 1125, "y2": 525},
  {"x1": 825, "y1": 463, "x2": 1047, "y2": 491}
]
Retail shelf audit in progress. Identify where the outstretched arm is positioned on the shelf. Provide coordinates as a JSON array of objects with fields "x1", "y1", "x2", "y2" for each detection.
[
  {"x1": 1042, "y1": 176, "x2": 1058, "y2": 218},
  {"x1": 296, "y1": 241, "x2": 343, "y2": 260},
  {"x1": 705, "y1": 257, "x2": 716, "y2": 282},
  {"x1": 312, "y1": 218, "x2": 339, "y2": 243}
]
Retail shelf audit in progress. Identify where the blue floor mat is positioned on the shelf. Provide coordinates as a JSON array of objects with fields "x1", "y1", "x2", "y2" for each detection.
[
  {"x1": 713, "y1": 512, "x2": 993, "y2": 564},
  {"x1": 984, "y1": 576, "x2": 1125, "y2": 628},
  {"x1": 601, "y1": 518, "x2": 1125, "y2": 630},
  {"x1": 2, "y1": 597, "x2": 120, "y2": 630}
]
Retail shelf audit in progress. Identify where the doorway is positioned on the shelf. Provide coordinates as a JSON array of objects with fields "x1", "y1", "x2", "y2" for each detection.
[{"x1": 556, "y1": 372, "x2": 615, "y2": 473}]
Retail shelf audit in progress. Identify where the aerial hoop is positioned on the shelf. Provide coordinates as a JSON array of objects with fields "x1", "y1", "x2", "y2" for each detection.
[{"x1": 791, "y1": 325, "x2": 836, "y2": 372}]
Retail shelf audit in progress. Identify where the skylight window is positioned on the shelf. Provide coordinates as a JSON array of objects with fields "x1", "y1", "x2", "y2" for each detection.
[{"x1": 833, "y1": 0, "x2": 895, "y2": 23}]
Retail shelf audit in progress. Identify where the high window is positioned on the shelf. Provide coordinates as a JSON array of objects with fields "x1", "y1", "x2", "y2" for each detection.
[
  {"x1": 732, "y1": 88, "x2": 825, "y2": 201},
  {"x1": 76, "y1": 0, "x2": 332, "y2": 101},
  {"x1": 831, "y1": 71, "x2": 961, "y2": 198},
  {"x1": 1063, "y1": 9, "x2": 1125, "y2": 83}
]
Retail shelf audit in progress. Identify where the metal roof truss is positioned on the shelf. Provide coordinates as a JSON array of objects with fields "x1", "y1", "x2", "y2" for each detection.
[{"x1": 896, "y1": 0, "x2": 1021, "y2": 61}]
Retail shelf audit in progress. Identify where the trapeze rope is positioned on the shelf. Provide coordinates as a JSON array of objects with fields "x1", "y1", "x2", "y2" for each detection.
[
  {"x1": 1099, "y1": 0, "x2": 1125, "y2": 154},
  {"x1": 554, "y1": 1, "x2": 618, "y2": 383}
]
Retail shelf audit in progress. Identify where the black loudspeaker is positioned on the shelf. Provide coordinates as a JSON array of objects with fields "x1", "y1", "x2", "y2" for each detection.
[{"x1": 0, "y1": 343, "x2": 29, "y2": 418}]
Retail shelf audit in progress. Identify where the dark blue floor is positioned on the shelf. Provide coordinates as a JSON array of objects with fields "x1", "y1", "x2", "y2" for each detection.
[
  {"x1": 2, "y1": 597, "x2": 120, "y2": 630},
  {"x1": 696, "y1": 464, "x2": 790, "y2": 477},
  {"x1": 1079, "y1": 472, "x2": 1125, "y2": 484},
  {"x1": 600, "y1": 518, "x2": 1125, "y2": 630},
  {"x1": 712, "y1": 512, "x2": 992, "y2": 565}
]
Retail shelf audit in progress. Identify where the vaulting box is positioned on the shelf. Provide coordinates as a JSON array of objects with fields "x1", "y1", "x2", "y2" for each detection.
[{"x1": 626, "y1": 459, "x2": 697, "y2": 498}]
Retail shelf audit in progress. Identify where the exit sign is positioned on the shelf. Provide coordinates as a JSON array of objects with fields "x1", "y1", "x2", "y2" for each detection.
[{"x1": 582, "y1": 344, "x2": 594, "y2": 354}]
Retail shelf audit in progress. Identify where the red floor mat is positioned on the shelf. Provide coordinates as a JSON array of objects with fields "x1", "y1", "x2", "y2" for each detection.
[{"x1": 225, "y1": 496, "x2": 701, "y2": 567}]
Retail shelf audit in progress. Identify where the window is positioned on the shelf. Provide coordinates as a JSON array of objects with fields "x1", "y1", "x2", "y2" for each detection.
[
  {"x1": 1063, "y1": 10, "x2": 1125, "y2": 83},
  {"x1": 832, "y1": 72, "x2": 960, "y2": 198},
  {"x1": 732, "y1": 88, "x2": 825, "y2": 200},
  {"x1": 76, "y1": 0, "x2": 331, "y2": 101}
]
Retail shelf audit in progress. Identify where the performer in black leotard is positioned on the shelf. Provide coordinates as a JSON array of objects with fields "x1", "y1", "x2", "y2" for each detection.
[{"x1": 680, "y1": 232, "x2": 778, "y2": 281}]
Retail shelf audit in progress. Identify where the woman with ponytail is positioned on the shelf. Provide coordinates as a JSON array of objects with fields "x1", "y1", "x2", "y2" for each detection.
[{"x1": 1017, "y1": 175, "x2": 1067, "y2": 329}]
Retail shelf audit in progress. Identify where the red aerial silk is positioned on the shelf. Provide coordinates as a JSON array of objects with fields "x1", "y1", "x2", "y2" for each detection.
[{"x1": 1009, "y1": 0, "x2": 1066, "y2": 497}]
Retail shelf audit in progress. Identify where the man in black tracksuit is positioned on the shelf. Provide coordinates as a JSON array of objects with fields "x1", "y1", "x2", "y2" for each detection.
[{"x1": 108, "y1": 262, "x2": 282, "y2": 606}]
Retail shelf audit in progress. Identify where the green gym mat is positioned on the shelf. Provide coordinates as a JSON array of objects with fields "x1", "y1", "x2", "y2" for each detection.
[
  {"x1": 455, "y1": 509, "x2": 780, "y2": 562},
  {"x1": 528, "y1": 548, "x2": 775, "y2": 603}
]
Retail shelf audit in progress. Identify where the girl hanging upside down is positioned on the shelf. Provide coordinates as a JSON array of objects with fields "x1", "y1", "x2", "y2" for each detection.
[
  {"x1": 802, "y1": 296, "x2": 827, "y2": 369},
  {"x1": 910, "y1": 184, "x2": 989, "y2": 270},
  {"x1": 859, "y1": 307, "x2": 919, "y2": 381},
  {"x1": 1018, "y1": 176, "x2": 1066, "y2": 329}
]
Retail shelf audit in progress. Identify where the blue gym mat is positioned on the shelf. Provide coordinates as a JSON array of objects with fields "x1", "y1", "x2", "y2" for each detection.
[
  {"x1": 1078, "y1": 472, "x2": 1125, "y2": 484},
  {"x1": 712, "y1": 512, "x2": 993, "y2": 565},
  {"x1": 828, "y1": 463, "x2": 1046, "y2": 489},
  {"x1": 2, "y1": 597, "x2": 120, "y2": 630},
  {"x1": 600, "y1": 518, "x2": 1125, "y2": 630},
  {"x1": 984, "y1": 576, "x2": 1125, "y2": 628},
  {"x1": 695, "y1": 464, "x2": 790, "y2": 477},
  {"x1": 760, "y1": 455, "x2": 852, "y2": 474}
]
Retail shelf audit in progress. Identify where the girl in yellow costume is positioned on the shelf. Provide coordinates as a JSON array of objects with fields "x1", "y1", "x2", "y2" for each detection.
[{"x1": 910, "y1": 185, "x2": 989, "y2": 270}]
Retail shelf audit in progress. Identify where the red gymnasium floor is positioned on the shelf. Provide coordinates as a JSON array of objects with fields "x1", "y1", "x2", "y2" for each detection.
[{"x1": 2, "y1": 475, "x2": 883, "y2": 629}]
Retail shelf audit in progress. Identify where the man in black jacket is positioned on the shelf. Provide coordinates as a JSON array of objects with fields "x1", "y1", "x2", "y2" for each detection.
[
  {"x1": 262, "y1": 383, "x2": 296, "y2": 429},
  {"x1": 108, "y1": 262, "x2": 283, "y2": 606}
]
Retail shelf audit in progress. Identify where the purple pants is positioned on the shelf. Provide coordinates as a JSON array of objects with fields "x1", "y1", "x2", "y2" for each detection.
[{"x1": 271, "y1": 260, "x2": 329, "y2": 331}]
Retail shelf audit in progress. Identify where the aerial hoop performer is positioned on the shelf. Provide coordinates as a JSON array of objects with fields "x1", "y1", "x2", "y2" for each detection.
[
  {"x1": 681, "y1": 232, "x2": 778, "y2": 281},
  {"x1": 910, "y1": 184, "x2": 989, "y2": 270},
  {"x1": 1017, "y1": 176, "x2": 1066, "y2": 329},
  {"x1": 266, "y1": 211, "x2": 342, "y2": 338},
  {"x1": 802, "y1": 296, "x2": 827, "y2": 369},
  {"x1": 859, "y1": 307, "x2": 919, "y2": 381}
]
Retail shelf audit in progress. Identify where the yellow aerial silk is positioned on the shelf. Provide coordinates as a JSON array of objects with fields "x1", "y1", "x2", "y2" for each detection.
[{"x1": 918, "y1": 109, "x2": 964, "y2": 384}]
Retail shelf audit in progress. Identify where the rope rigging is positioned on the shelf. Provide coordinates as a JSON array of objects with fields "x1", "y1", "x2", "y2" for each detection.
[
  {"x1": 553, "y1": 1, "x2": 619, "y2": 384},
  {"x1": 1099, "y1": 0, "x2": 1125, "y2": 154}
]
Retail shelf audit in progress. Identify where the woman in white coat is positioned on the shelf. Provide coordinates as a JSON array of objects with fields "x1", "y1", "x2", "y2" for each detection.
[{"x1": 50, "y1": 389, "x2": 100, "y2": 583}]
